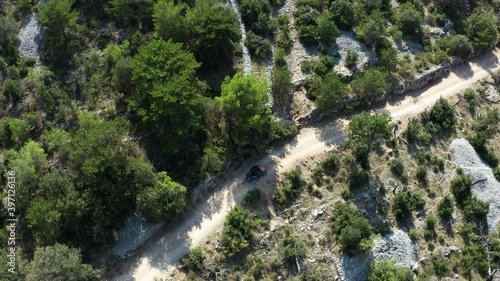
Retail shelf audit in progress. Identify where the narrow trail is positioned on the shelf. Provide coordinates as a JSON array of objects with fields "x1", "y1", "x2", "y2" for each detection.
[
  {"x1": 227, "y1": 0, "x2": 252, "y2": 75},
  {"x1": 17, "y1": 11, "x2": 43, "y2": 62},
  {"x1": 113, "y1": 49, "x2": 500, "y2": 281}
]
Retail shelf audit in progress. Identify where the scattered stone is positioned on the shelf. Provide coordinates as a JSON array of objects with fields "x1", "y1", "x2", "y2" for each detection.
[
  {"x1": 309, "y1": 257, "x2": 316, "y2": 263},
  {"x1": 18, "y1": 12, "x2": 44, "y2": 61},
  {"x1": 485, "y1": 85, "x2": 500, "y2": 103}
]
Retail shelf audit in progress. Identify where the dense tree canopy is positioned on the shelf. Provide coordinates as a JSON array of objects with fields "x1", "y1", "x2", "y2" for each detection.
[
  {"x1": 330, "y1": 0, "x2": 355, "y2": 30},
  {"x1": 130, "y1": 39, "x2": 205, "y2": 154},
  {"x1": 312, "y1": 73, "x2": 348, "y2": 113},
  {"x1": 466, "y1": 11, "x2": 498, "y2": 51},
  {"x1": 395, "y1": 2, "x2": 423, "y2": 36},
  {"x1": 38, "y1": 0, "x2": 79, "y2": 47},
  {"x1": 153, "y1": 0, "x2": 188, "y2": 42},
  {"x1": 217, "y1": 72, "x2": 271, "y2": 146},
  {"x1": 350, "y1": 68, "x2": 386, "y2": 103}
]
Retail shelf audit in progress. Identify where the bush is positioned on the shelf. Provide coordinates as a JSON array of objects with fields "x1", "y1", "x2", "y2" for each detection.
[
  {"x1": 330, "y1": 0, "x2": 355, "y2": 29},
  {"x1": 389, "y1": 157, "x2": 406, "y2": 181},
  {"x1": 466, "y1": 11, "x2": 498, "y2": 51},
  {"x1": 469, "y1": 132, "x2": 499, "y2": 168},
  {"x1": 245, "y1": 31, "x2": 272, "y2": 60},
  {"x1": 427, "y1": 97, "x2": 456, "y2": 131},
  {"x1": 495, "y1": 167, "x2": 500, "y2": 181},
  {"x1": 330, "y1": 202, "x2": 373, "y2": 255},
  {"x1": 416, "y1": 166, "x2": 428, "y2": 186},
  {"x1": 393, "y1": 191, "x2": 425, "y2": 219},
  {"x1": 345, "y1": 50, "x2": 358, "y2": 69},
  {"x1": 182, "y1": 247, "x2": 205, "y2": 272},
  {"x1": 316, "y1": 11, "x2": 339, "y2": 45},
  {"x1": 405, "y1": 117, "x2": 431, "y2": 144},
  {"x1": 463, "y1": 89, "x2": 478, "y2": 111},
  {"x1": 349, "y1": 168, "x2": 369, "y2": 190},
  {"x1": 322, "y1": 153, "x2": 340, "y2": 176},
  {"x1": 245, "y1": 189, "x2": 261, "y2": 205},
  {"x1": 368, "y1": 260, "x2": 413, "y2": 281},
  {"x1": 350, "y1": 68, "x2": 387, "y2": 104},
  {"x1": 221, "y1": 206, "x2": 256, "y2": 256},
  {"x1": 355, "y1": 10, "x2": 387, "y2": 47},
  {"x1": 450, "y1": 174, "x2": 472, "y2": 205},
  {"x1": 449, "y1": 35, "x2": 474, "y2": 58},
  {"x1": 460, "y1": 243, "x2": 489, "y2": 278},
  {"x1": 274, "y1": 167, "x2": 305, "y2": 206},
  {"x1": 280, "y1": 235, "x2": 306, "y2": 264},
  {"x1": 310, "y1": 73, "x2": 348, "y2": 113},
  {"x1": 271, "y1": 119, "x2": 298, "y2": 141},
  {"x1": 396, "y1": 2, "x2": 423, "y2": 36},
  {"x1": 437, "y1": 196, "x2": 454, "y2": 220},
  {"x1": 271, "y1": 68, "x2": 293, "y2": 113},
  {"x1": 463, "y1": 197, "x2": 489, "y2": 224}
]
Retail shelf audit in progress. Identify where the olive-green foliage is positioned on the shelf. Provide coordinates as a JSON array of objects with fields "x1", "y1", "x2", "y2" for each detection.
[
  {"x1": 112, "y1": 0, "x2": 153, "y2": 25},
  {"x1": 463, "y1": 89, "x2": 478, "y2": 111},
  {"x1": 245, "y1": 31, "x2": 272, "y2": 60},
  {"x1": 330, "y1": 201, "x2": 373, "y2": 255},
  {"x1": 2, "y1": 79, "x2": 22, "y2": 103},
  {"x1": 395, "y1": 2, "x2": 423, "y2": 36},
  {"x1": 189, "y1": 2, "x2": 241, "y2": 69},
  {"x1": 271, "y1": 67, "x2": 293, "y2": 114},
  {"x1": 274, "y1": 167, "x2": 306, "y2": 206},
  {"x1": 420, "y1": 97, "x2": 456, "y2": 134},
  {"x1": 182, "y1": 247, "x2": 205, "y2": 272},
  {"x1": 245, "y1": 188, "x2": 261, "y2": 205},
  {"x1": 448, "y1": 35, "x2": 474, "y2": 58},
  {"x1": 389, "y1": 157, "x2": 407, "y2": 183},
  {"x1": 0, "y1": 16, "x2": 18, "y2": 52},
  {"x1": 432, "y1": 256, "x2": 450, "y2": 279},
  {"x1": 280, "y1": 235, "x2": 306, "y2": 263},
  {"x1": 136, "y1": 172, "x2": 187, "y2": 223},
  {"x1": 392, "y1": 191, "x2": 425, "y2": 219},
  {"x1": 38, "y1": 0, "x2": 79, "y2": 47},
  {"x1": 368, "y1": 260, "x2": 413, "y2": 281},
  {"x1": 310, "y1": 73, "x2": 348, "y2": 113},
  {"x1": 322, "y1": 153, "x2": 340, "y2": 176},
  {"x1": 495, "y1": 167, "x2": 500, "y2": 181},
  {"x1": 217, "y1": 72, "x2": 270, "y2": 146},
  {"x1": 460, "y1": 243, "x2": 489, "y2": 278},
  {"x1": 270, "y1": 119, "x2": 298, "y2": 142},
  {"x1": 301, "y1": 56, "x2": 334, "y2": 76},
  {"x1": 355, "y1": 10, "x2": 387, "y2": 47},
  {"x1": 466, "y1": 11, "x2": 498, "y2": 51},
  {"x1": 416, "y1": 166, "x2": 428, "y2": 186},
  {"x1": 221, "y1": 206, "x2": 256, "y2": 256},
  {"x1": 294, "y1": 5, "x2": 320, "y2": 45},
  {"x1": 463, "y1": 196, "x2": 489, "y2": 224},
  {"x1": 469, "y1": 131, "x2": 498, "y2": 167},
  {"x1": 450, "y1": 173, "x2": 472, "y2": 205},
  {"x1": 330, "y1": 0, "x2": 355, "y2": 29},
  {"x1": 153, "y1": 0, "x2": 188, "y2": 42},
  {"x1": 472, "y1": 108, "x2": 499, "y2": 137},
  {"x1": 241, "y1": 0, "x2": 271, "y2": 35},
  {"x1": 377, "y1": 47, "x2": 398, "y2": 73},
  {"x1": 345, "y1": 50, "x2": 358, "y2": 69},
  {"x1": 350, "y1": 68, "x2": 386, "y2": 103},
  {"x1": 26, "y1": 244, "x2": 100, "y2": 281},
  {"x1": 130, "y1": 39, "x2": 204, "y2": 154},
  {"x1": 347, "y1": 112, "x2": 391, "y2": 149},
  {"x1": 437, "y1": 196, "x2": 454, "y2": 220},
  {"x1": 316, "y1": 11, "x2": 340, "y2": 45},
  {"x1": 349, "y1": 168, "x2": 369, "y2": 190}
]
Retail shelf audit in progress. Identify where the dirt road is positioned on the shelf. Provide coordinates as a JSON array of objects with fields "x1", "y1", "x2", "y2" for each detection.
[{"x1": 113, "y1": 49, "x2": 500, "y2": 281}]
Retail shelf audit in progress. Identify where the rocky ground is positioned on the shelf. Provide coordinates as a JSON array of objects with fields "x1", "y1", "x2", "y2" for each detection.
[
  {"x1": 450, "y1": 138, "x2": 500, "y2": 233},
  {"x1": 17, "y1": 12, "x2": 43, "y2": 61}
]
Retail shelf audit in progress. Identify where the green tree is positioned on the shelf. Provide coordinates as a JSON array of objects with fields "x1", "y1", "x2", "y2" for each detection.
[
  {"x1": 448, "y1": 35, "x2": 474, "y2": 58},
  {"x1": 330, "y1": 0, "x2": 355, "y2": 29},
  {"x1": 241, "y1": 0, "x2": 270, "y2": 29},
  {"x1": 136, "y1": 172, "x2": 187, "y2": 223},
  {"x1": 26, "y1": 244, "x2": 100, "y2": 281},
  {"x1": 112, "y1": 0, "x2": 153, "y2": 25},
  {"x1": 350, "y1": 68, "x2": 386, "y2": 103},
  {"x1": 153, "y1": 0, "x2": 188, "y2": 42},
  {"x1": 356, "y1": 10, "x2": 387, "y2": 47},
  {"x1": 37, "y1": 0, "x2": 78, "y2": 47},
  {"x1": 396, "y1": 2, "x2": 423, "y2": 36},
  {"x1": 182, "y1": 247, "x2": 205, "y2": 272},
  {"x1": 368, "y1": 260, "x2": 413, "y2": 281},
  {"x1": 316, "y1": 11, "x2": 339, "y2": 45},
  {"x1": 271, "y1": 68, "x2": 293, "y2": 114},
  {"x1": 378, "y1": 47, "x2": 398, "y2": 72},
  {"x1": 466, "y1": 11, "x2": 498, "y2": 51},
  {"x1": 330, "y1": 202, "x2": 373, "y2": 255},
  {"x1": 345, "y1": 50, "x2": 358, "y2": 69},
  {"x1": 393, "y1": 191, "x2": 425, "y2": 219},
  {"x1": 427, "y1": 97, "x2": 456, "y2": 131},
  {"x1": 347, "y1": 112, "x2": 391, "y2": 149},
  {"x1": 217, "y1": 72, "x2": 271, "y2": 146},
  {"x1": 0, "y1": 16, "x2": 18, "y2": 52},
  {"x1": 27, "y1": 198, "x2": 61, "y2": 246},
  {"x1": 463, "y1": 196, "x2": 489, "y2": 224},
  {"x1": 130, "y1": 39, "x2": 204, "y2": 154},
  {"x1": 313, "y1": 73, "x2": 348, "y2": 113},
  {"x1": 221, "y1": 206, "x2": 255, "y2": 256},
  {"x1": 189, "y1": 2, "x2": 241, "y2": 69}
]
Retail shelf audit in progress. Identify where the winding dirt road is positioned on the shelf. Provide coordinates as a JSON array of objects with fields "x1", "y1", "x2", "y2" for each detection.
[{"x1": 113, "y1": 49, "x2": 500, "y2": 281}]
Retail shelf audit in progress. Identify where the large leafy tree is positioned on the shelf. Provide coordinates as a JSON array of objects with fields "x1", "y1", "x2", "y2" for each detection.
[
  {"x1": 136, "y1": 172, "x2": 187, "y2": 223},
  {"x1": 26, "y1": 244, "x2": 100, "y2": 281},
  {"x1": 130, "y1": 39, "x2": 204, "y2": 154},
  {"x1": 216, "y1": 72, "x2": 271, "y2": 146},
  {"x1": 466, "y1": 11, "x2": 498, "y2": 51},
  {"x1": 37, "y1": 0, "x2": 78, "y2": 47},
  {"x1": 189, "y1": 1, "x2": 241, "y2": 70}
]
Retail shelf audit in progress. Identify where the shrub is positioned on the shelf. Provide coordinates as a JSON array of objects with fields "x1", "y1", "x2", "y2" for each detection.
[
  {"x1": 345, "y1": 50, "x2": 358, "y2": 69},
  {"x1": 274, "y1": 167, "x2": 305, "y2": 206},
  {"x1": 460, "y1": 243, "x2": 489, "y2": 278},
  {"x1": 463, "y1": 197, "x2": 489, "y2": 224},
  {"x1": 466, "y1": 11, "x2": 498, "y2": 51},
  {"x1": 396, "y1": 2, "x2": 423, "y2": 36},
  {"x1": 350, "y1": 68, "x2": 387, "y2": 104},
  {"x1": 449, "y1": 35, "x2": 474, "y2": 58},
  {"x1": 316, "y1": 11, "x2": 339, "y2": 45},
  {"x1": 322, "y1": 153, "x2": 340, "y2": 176},
  {"x1": 349, "y1": 168, "x2": 369, "y2": 190},
  {"x1": 245, "y1": 31, "x2": 272, "y2": 60},
  {"x1": 405, "y1": 117, "x2": 431, "y2": 144},
  {"x1": 450, "y1": 174, "x2": 472, "y2": 205},
  {"x1": 368, "y1": 260, "x2": 414, "y2": 281},
  {"x1": 416, "y1": 166, "x2": 428, "y2": 186},
  {"x1": 393, "y1": 191, "x2": 425, "y2": 219},
  {"x1": 330, "y1": 202, "x2": 373, "y2": 255},
  {"x1": 437, "y1": 196, "x2": 454, "y2": 220},
  {"x1": 245, "y1": 189, "x2": 261, "y2": 205},
  {"x1": 495, "y1": 167, "x2": 500, "y2": 181},
  {"x1": 271, "y1": 119, "x2": 298, "y2": 141},
  {"x1": 182, "y1": 247, "x2": 205, "y2": 272},
  {"x1": 280, "y1": 235, "x2": 306, "y2": 264},
  {"x1": 427, "y1": 97, "x2": 456, "y2": 131},
  {"x1": 355, "y1": 10, "x2": 387, "y2": 47},
  {"x1": 330, "y1": 0, "x2": 355, "y2": 29},
  {"x1": 221, "y1": 206, "x2": 256, "y2": 256},
  {"x1": 389, "y1": 157, "x2": 406, "y2": 182},
  {"x1": 469, "y1": 132, "x2": 499, "y2": 168},
  {"x1": 463, "y1": 89, "x2": 478, "y2": 111}
]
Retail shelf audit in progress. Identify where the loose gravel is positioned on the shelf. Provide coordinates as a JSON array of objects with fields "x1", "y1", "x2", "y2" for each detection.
[
  {"x1": 111, "y1": 214, "x2": 164, "y2": 257},
  {"x1": 18, "y1": 12, "x2": 43, "y2": 61},
  {"x1": 450, "y1": 138, "x2": 500, "y2": 233}
]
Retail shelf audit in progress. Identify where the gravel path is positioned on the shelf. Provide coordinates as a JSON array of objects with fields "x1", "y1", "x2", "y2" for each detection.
[
  {"x1": 227, "y1": 0, "x2": 252, "y2": 75},
  {"x1": 450, "y1": 138, "x2": 500, "y2": 233},
  {"x1": 112, "y1": 214, "x2": 164, "y2": 257},
  {"x1": 17, "y1": 12, "x2": 43, "y2": 61}
]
